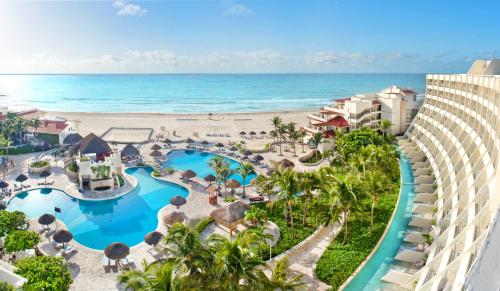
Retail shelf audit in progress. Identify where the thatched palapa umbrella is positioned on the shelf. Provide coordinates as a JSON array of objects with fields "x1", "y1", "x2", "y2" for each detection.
[
  {"x1": 260, "y1": 131, "x2": 267, "y2": 135},
  {"x1": 38, "y1": 213, "x2": 55, "y2": 229},
  {"x1": 279, "y1": 158, "x2": 295, "y2": 169},
  {"x1": 204, "y1": 174, "x2": 216, "y2": 185},
  {"x1": 181, "y1": 169, "x2": 196, "y2": 182},
  {"x1": 215, "y1": 143, "x2": 224, "y2": 151},
  {"x1": 253, "y1": 155, "x2": 264, "y2": 162},
  {"x1": 144, "y1": 231, "x2": 164, "y2": 246},
  {"x1": 53, "y1": 230, "x2": 73, "y2": 246},
  {"x1": 39, "y1": 170, "x2": 52, "y2": 184},
  {"x1": 104, "y1": 242, "x2": 130, "y2": 261},
  {"x1": 239, "y1": 131, "x2": 246, "y2": 136},
  {"x1": 249, "y1": 131, "x2": 257, "y2": 137},
  {"x1": 170, "y1": 195, "x2": 187, "y2": 209},
  {"x1": 186, "y1": 138, "x2": 195, "y2": 144},
  {"x1": 15, "y1": 174, "x2": 28, "y2": 187},
  {"x1": 121, "y1": 144, "x2": 140, "y2": 159},
  {"x1": 229, "y1": 146, "x2": 238, "y2": 153},
  {"x1": 201, "y1": 140, "x2": 210, "y2": 147},
  {"x1": 151, "y1": 144, "x2": 162, "y2": 151},
  {"x1": 243, "y1": 150, "x2": 253, "y2": 156},
  {"x1": 164, "y1": 138, "x2": 173, "y2": 144},
  {"x1": 0, "y1": 181, "x2": 8, "y2": 189},
  {"x1": 163, "y1": 211, "x2": 185, "y2": 225},
  {"x1": 150, "y1": 150, "x2": 162, "y2": 158},
  {"x1": 226, "y1": 179, "x2": 241, "y2": 194}
]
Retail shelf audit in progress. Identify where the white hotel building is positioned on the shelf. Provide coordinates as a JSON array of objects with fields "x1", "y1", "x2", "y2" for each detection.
[
  {"x1": 393, "y1": 59, "x2": 500, "y2": 290},
  {"x1": 303, "y1": 86, "x2": 422, "y2": 148}
]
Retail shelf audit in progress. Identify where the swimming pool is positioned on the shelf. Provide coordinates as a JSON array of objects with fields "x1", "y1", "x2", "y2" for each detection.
[
  {"x1": 343, "y1": 153, "x2": 416, "y2": 290},
  {"x1": 7, "y1": 167, "x2": 189, "y2": 250},
  {"x1": 163, "y1": 149, "x2": 257, "y2": 185}
]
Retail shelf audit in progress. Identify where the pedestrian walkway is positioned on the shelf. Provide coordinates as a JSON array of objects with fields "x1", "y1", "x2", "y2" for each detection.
[{"x1": 272, "y1": 223, "x2": 341, "y2": 290}]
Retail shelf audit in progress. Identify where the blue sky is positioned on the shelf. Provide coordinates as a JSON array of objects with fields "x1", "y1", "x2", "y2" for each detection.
[{"x1": 0, "y1": 0, "x2": 499, "y2": 73}]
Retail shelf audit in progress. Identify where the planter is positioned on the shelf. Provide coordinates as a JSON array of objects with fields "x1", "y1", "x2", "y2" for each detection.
[
  {"x1": 28, "y1": 164, "x2": 51, "y2": 174},
  {"x1": 66, "y1": 169, "x2": 79, "y2": 181},
  {"x1": 298, "y1": 150, "x2": 324, "y2": 166}
]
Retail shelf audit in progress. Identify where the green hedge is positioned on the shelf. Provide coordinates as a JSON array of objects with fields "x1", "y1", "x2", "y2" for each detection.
[
  {"x1": 315, "y1": 188, "x2": 399, "y2": 290},
  {"x1": 30, "y1": 160, "x2": 49, "y2": 168}
]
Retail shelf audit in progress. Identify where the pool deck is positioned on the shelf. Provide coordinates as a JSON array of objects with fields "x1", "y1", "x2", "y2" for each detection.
[{"x1": 0, "y1": 142, "x2": 327, "y2": 291}]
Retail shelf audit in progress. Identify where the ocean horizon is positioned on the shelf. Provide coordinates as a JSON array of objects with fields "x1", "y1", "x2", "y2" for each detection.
[{"x1": 0, "y1": 73, "x2": 426, "y2": 113}]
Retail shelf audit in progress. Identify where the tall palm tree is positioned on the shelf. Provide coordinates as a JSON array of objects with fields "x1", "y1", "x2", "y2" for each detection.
[
  {"x1": 310, "y1": 132, "x2": 323, "y2": 158},
  {"x1": 207, "y1": 232, "x2": 269, "y2": 290},
  {"x1": 162, "y1": 223, "x2": 211, "y2": 276},
  {"x1": 272, "y1": 116, "x2": 282, "y2": 154},
  {"x1": 365, "y1": 170, "x2": 389, "y2": 227},
  {"x1": 379, "y1": 119, "x2": 392, "y2": 138},
  {"x1": 208, "y1": 156, "x2": 229, "y2": 196},
  {"x1": 269, "y1": 256, "x2": 304, "y2": 290},
  {"x1": 254, "y1": 174, "x2": 275, "y2": 210},
  {"x1": 298, "y1": 171, "x2": 319, "y2": 226},
  {"x1": 272, "y1": 168, "x2": 300, "y2": 236},
  {"x1": 299, "y1": 130, "x2": 307, "y2": 153},
  {"x1": 289, "y1": 130, "x2": 300, "y2": 157},
  {"x1": 320, "y1": 173, "x2": 364, "y2": 242},
  {"x1": 119, "y1": 259, "x2": 186, "y2": 291},
  {"x1": 270, "y1": 130, "x2": 278, "y2": 152},
  {"x1": 30, "y1": 118, "x2": 41, "y2": 137},
  {"x1": 237, "y1": 162, "x2": 254, "y2": 198},
  {"x1": 244, "y1": 205, "x2": 268, "y2": 226},
  {"x1": 278, "y1": 125, "x2": 287, "y2": 156}
]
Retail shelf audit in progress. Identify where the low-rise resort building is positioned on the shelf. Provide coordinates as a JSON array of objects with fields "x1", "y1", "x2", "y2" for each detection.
[{"x1": 304, "y1": 86, "x2": 422, "y2": 149}]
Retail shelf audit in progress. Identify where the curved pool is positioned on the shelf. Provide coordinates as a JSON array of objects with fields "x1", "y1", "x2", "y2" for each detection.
[
  {"x1": 163, "y1": 149, "x2": 257, "y2": 185},
  {"x1": 343, "y1": 153, "x2": 416, "y2": 290},
  {"x1": 7, "y1": 167, "x2": 189, "y2": 250}
]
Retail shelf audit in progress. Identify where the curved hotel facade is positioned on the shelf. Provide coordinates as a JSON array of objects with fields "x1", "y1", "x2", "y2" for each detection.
[{"x1": 393, "y1": 60, "x2": 500, "y2": 290}]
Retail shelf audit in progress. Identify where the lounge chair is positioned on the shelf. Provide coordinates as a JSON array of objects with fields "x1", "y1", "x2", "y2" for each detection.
[
  {"x1": 39, "y1": 225, "x2": 49, "y2": 233},
  {"x1": 249, "y1": 196, "x2": 265, "y2": 203},
  {"x1": 14, "y1": 184, "x2": 22, "y2": 192},
  {"x1": 102, "y1": 256, "x2": 111, "y2": 270},
  {"x1": 62, "y1": 245, "x2": 76, "y2": 255},
  {"x1": 23, "y1": 184, "x2": 31, "y2": 189},
  {"x1": 52, "y1": 241, "x2": 63, "y2": 249}
]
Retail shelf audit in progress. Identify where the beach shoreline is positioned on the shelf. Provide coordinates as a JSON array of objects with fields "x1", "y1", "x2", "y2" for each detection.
[{"x1": 39, "y1": 109, "x2": 317, "y2": 144}]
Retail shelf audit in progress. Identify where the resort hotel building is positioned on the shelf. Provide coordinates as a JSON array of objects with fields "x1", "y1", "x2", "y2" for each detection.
[
  {"x1": 303, "y1": 86, "x2": 422, "y2": 148},
  {"x1": 391, "y1": 59, "x2": 500, "y2": 290}
]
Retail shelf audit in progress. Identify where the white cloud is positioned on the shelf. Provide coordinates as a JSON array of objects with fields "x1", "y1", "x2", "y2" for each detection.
[
  {"x1": 305, "y1": 51, "x2": 376, "y2": 65},
  {"x1": 223, "y1": 3, "x2": 253, "y2": 16},
  {"x1": 112, "y1": 0, "x2": 147, "y2": 17}
]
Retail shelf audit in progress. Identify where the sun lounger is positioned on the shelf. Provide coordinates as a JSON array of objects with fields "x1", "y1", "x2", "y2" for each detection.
[
  {"x1": 14, "y1": 185, "x2": 22, "y2": 191},
  {"x1": 62, "y1": 245, "x2": 76, "y2": 255},
  {"x1": 249, "y1": 196, "x2": 265, "y2": 203},
  {"x1": 39, "y1": 225, "x2": 49, "y2": 233},
  {"x1": 23, "y1": 184, "x2": 31, "y2": 189},
  {"x1": 102, "y1": 256, "x2": 111, "y2": 269},
  {"x1": 52, "y1": 241, "x2": 63, "y2": 249}
]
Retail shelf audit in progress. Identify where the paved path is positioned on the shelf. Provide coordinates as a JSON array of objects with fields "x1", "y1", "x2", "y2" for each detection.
[{"x1": 272, "y1": 223, "x2": 342, "y2": 290}]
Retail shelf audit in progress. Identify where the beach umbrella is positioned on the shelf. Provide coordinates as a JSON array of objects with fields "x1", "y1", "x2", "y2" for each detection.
[
  {"x1": 241, "y1": 156, "x2": 249, "y2": 160},
  {"x1": 53, "y1": 230, "x2": 73, "y2": 246},
  {"x1": 38, "y1": 213, "x2": 55, "y2": 226},
  {"x1": 249, "y1": 131, "x2": 257, "y2": 137},
  {"x1": 260, "y1": 131, "x2": 267, "y2": 135},
  {"x1": 204, "y1": 174, "x2": 216, "y2": 185},
  {"x1": 104, "y1": 242, "x2": 130, "y2": 261},
  {"x1": 144, "y1": 231, "x2": 164, "y2": 246},
  {"x1": 0, "y1": 201, "x2": 6, "y2": 210},
  {"x1": 15, "y1": 174, "x2": 28, "y2": 186},
  {"x1": 186, "y1": 138, "x2": 195, "y2": 144},
  {"x1": 229, "y1": 146, "x2": 238, "y2": 153},
  {"x1": 253, "y1": 155, "x2": 264, "y2": 162},
  {"x1": 239, "y1": 131, "x2": 246, "y2": 136},
  {"x1": 164, "y1": 138, "x2": 173, "y2": 144},
  {"x1": 201, "y1": 140, "x2": 210, "y2": 147},
  {"x1": 150, "y1": 150, "x2": 162, "y2": 158},
  {"x1": 163, "y1": 211, "x2": 185, "y2": 225},
  {"x1": 181, "y1": 169, "x2": 196, "y2": 181},
  {"x1": 226, "y1": 179, "x2": 241, "y2": 194},
  {"x1": 151, "y1": 144, "x2": 162, "y2": 151},
  {"x1": 170, "y1": 196, "x2": 187, "y2": 209},
  {"x1": 243, "y1": 150, "x2": 253, "y2": 156},
  {"x1": 215, "y1": 142, "x2": 224, "y2": 151},
  {"x1": 279, "y1": 159, "x2": 295, "y2": 169},
  {"x1": 0, "y1": 181, "x2": 9, "y2": 189},
  {"x1": 39, "y1": 170, "x2": 52, "y2": 184}
]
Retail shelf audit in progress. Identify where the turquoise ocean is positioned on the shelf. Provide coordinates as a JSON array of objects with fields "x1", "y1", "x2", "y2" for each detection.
[{"x1": 0, "y1": 74, "x2": 425, "y2": 113}]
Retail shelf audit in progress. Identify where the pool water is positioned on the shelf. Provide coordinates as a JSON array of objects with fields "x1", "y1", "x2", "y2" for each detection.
[
  {"x1": 343, "y1": 153, "x2": 416, "y2": 290},
  {"x1": 7, "y1": 167, "x2": 189, "y2": 250},
  {"x1": 163, "y1": 149, "x2": 257, "y2": 185}
]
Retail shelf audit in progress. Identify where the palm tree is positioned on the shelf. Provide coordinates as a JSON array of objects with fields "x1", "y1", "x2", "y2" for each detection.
[
  {"x1": 162, "y1": 223, "x2": 211, "y2": 276},
  {"x1": 270, "y1": 130, "x2": 278, "y2": 152},
  {"x1": 254, "y1": 174, "x2": 275, "y2": 210},
  {"x1": 365, "y1": 170, "x2": 389, "y2": 227},
  {"x1": 289, "y1": 130, "x2": 300, "y2": 157},
  {"x1": 298, "y1": 130, "x2": 307, "y2": 153},
  {"x1": 298, "y1": 171, "x2": 319, "y2": 226},
  {"x1": 272, "y1": 168, "x2": 300, "y2": 236},
  {"x1": 310, "y1": 132, "x2": 323, "y2": 158},
  {"x1": 244, "y1": 205, "x2": 268, "y2": 226},
  {"x1": 380, "y1": 119, "x2": 392, "y2": 137},
  {"x1": 208, "y1": 156, "x2": 229, "y2": 196},
  {"x1": 237, "y1": 162, "x2": 254, "y2": 198},
  {"x1": 278, "y1": 125, "x2": 287, "y2": 156},
  {"x1": 320, "y1": 173, "x2": 364, "y2": 242},
  {"x1": 272, "y1": 116, "x2": 282, "y2": 154},
  {"x1": 207, "y1": 232, "x2": 269, "y2": 290},
  {"x1": 30, "y1": 118, "x2": 41, "y2": 137},
  {"x1": 119, "y1": 259, "x2": 185, "y2": 291},
  {"x1": 269, "y1": 256, "x2": 304, "y2": 290}
]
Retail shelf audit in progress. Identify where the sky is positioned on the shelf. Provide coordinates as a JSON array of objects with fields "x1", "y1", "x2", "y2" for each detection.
[{"x1": 0, "y1": 0, "x2": 499, "y2": 74}]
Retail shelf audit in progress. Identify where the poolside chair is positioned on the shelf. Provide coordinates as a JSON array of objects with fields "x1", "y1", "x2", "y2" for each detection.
[
  {"x1": 14, "y1": 184, "x2": 22, "y2": 192},
  {"x1": 62, "y1": 245, "x2": 76, "y2": 255},
  {"x1": 102, "y1": 256, "x2": 111, "y2": 270}
]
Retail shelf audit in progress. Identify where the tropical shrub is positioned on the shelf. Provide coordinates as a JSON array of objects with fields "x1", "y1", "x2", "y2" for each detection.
[
  {"x1": 194, "y1": 217, "x2": 214, "y2": 233},
  {"x1": 4, "y1": 230, "x2": 40, "y2": 253},
  {"x1": 164, "y1": 167, "x2": 174, "y2": 174},
  {"x1": 67, "y1": 161, "x2": 79, "y2": 173},
  {"x1": 0, "y1": 281, "x2": 14, "y2": 291},
  {"x1": 90, "y1": 165, "x2": 111, "y2": 179},
  {"x1": 15, "y1": 256, "x2": 73, "y2": 291},
  {"x1": 152, "y1": 170, "x2": 161, "y2": 177},
  {"x1": 0, "y1": 210, "x2": 29, "y2": 237},
  {"x1": 30, "y1": 160, "x2": 49, "y2": 168},
  {"x1": 224, "y1": 196, "x2": 237, "y2": 203}
]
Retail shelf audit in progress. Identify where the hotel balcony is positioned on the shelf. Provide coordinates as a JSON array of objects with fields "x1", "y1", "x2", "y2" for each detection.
[{"x1": 307, "y1": 113, "x2": 328, "y2": 123}]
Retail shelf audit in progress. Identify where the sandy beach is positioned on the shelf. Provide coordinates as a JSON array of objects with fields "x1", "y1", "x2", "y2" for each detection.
[{"x1": 41, "y1": 109, "x2": 316, "y2": 147}]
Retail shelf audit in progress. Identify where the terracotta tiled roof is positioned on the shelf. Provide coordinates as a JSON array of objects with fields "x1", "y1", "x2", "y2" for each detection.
[{"x1": 313, "y1": 116, "x2": 350, "y2": 128}]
